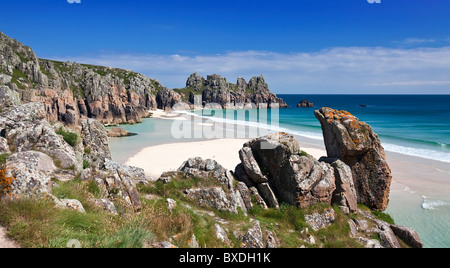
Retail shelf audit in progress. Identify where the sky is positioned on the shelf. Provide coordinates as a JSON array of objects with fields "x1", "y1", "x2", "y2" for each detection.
[{"x1": 1, "y1": 0, "x2": 450, "y2": 94}]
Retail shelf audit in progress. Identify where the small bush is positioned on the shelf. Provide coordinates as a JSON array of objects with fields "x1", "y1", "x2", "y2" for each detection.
[
  {"x1": 56, "y1": 128, "x2": 78, "y2": 147},
  {"x1": 83, "y1": 160, "x2": 90, "y2": 169}
]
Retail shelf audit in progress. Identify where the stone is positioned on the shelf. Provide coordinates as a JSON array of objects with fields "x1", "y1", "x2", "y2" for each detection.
[
  {"x1": 54, "y1": 199, "x2": 86, "y2": 213},
  {"x1": 106, "y1": 127, "x2": 136, "y2": 137},
  {"x1": 256, "y1": 183, "x2": 279, "y2": 209},
  {"x1": 102, "y1": 159, "x2": 143, "y2": 211},
  {"x1": 0, "y1": 137, "x2": 9, "y2": 153},
  {"x1": 265, "y1": 230, "x2": 278, "y2": 248},
  {"x1": 3, "y1": 161, "x2": 52, "y2": 200},
  {"x1": 184, "y1": 187, "x2": 239, "y2": 214},
  {"x1": 239, "y1": 147, "x2": 268, "y2": 184},
  {"x1": 329, "y1": 159, "x2": 358, "y2": 213},
  {"x1": 7, "y1": 151, "x2": 56, "y2": 171},
  {"x1": 241, "y1": 220, "x2": 264, "y2": 248},
  {"x1": 315, "y1": 107, "x2": 392, "y2": 211},
  {"x1": 305, "y1": 208, "x2": 336, "y2": 231},
  {"x1": 390, "y1": 225, "x2": 424, "y2": 248},
  {"x1": 214, "y1": 224, "x2": 231, "y2": 245},
  {"x1": 188, "y1": 234, "x2": 199, "y2": 248},
  {"x1": 93, "y1": 198, "x2": 118, "y2": 215},
  {"x1": 166, "y1": 198, "x2": 177, "y2": 212},
  {"x1": 81, "y1": 119, "x2": 112, "y2": 169}
]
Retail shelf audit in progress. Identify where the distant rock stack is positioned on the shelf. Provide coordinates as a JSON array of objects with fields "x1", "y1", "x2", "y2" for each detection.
[
  {"x1": 182, "y1": 73, "x2": 289, "y2": 109},
  {"x1": 314, "y1": 107, "x2": 392, "y2": 211},
  {"x1": 297, "y1": 99, "x2": 314, "y2": 108}
]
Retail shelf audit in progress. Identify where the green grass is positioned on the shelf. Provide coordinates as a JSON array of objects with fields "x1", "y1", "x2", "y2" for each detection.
[
  {"x1": 0, "y1": 153, "x2": 11, "y2": 166},
  {"x1": 56, "y1": 128, "x2": 78, "y2": 147}
]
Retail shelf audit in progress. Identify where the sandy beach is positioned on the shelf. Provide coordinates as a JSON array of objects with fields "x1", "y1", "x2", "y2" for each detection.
[{"x1": 125, "y1": 138, "x2": 329, "y2": 178}]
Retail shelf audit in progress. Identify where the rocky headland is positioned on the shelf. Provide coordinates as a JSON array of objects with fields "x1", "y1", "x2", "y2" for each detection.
[{"x1": 174, "y1": 73, "x2": 289, "y2": 109}]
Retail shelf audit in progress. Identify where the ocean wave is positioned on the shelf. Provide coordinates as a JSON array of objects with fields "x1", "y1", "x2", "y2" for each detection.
[
  {"x1": 179, "y1": 110, "x2": 450, "y2": 163},
  {"x1": 421, "y1": 196, "x2": 449, "y2": 211},
  {"x1": 383, "y1": 143, "x2": 450, "y2": 164}
]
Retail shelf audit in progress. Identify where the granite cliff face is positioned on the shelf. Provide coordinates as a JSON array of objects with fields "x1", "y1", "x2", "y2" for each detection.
[
  {"x1": 0, "y1": 32, "x2": 172, "y2": 125},
  {"x1": 176, "y1": 73, "x2": 289, "y2": 109}
]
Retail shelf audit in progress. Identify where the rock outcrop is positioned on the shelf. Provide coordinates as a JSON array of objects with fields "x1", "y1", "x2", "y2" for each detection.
[
  {"x1": 234, "y1": 133, "x2": 337, "y2": 209},
  {"x1": 0, "y1": 31, "x2": 174, "y2": 125},
  {"x1": 315, "y1": 107, "x2": 392, "y2": 211},
  {"x1": 297, "y1": 98, "x2": 314, "y2": 108},
  {"x1": 178, "y1": 73, "x2": 288, "y2": 109}
]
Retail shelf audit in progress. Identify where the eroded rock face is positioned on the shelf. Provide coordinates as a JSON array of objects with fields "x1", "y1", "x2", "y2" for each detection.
[
  {"x1": 235, "y1": 133, "x2": 336, "y2": 209},
  {"x1": 1, "y1": 103, "x2": 82, "y2": 171},
  {"x1": 0, "y1": 31, "x2": 167, "y2": 125},
  {"x1": 315, "y1": 108, "x2": 392, "y2": 211},
  {"x1": 181, "y1": 73, "x2": 288, "y2": 109},
  {"x1": 81, "y1": 118, "x2": 111, "y2": 169}
]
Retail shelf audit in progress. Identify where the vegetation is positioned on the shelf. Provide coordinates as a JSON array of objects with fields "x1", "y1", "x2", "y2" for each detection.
[
  {"x1": 56, "y1": 128, "x2": 78, "y2": 147},
  {"x1": 0, "y1": 170, "x2": 399, "y2": 248}
]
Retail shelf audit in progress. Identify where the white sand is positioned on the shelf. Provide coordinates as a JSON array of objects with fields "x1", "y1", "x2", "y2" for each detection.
[
  {"x1": 149, "y1": 109, "x2": 188, "y2": 120},
  {"x1": 125, "y1": 138, "x2": 327, "y2": 178}
]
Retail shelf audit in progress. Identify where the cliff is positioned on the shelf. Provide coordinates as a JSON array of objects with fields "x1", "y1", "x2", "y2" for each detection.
[
  {"x1": 0, "y1": 31, "x2": 175, "y2": 125},
  {"x1": 174, "y1": 73, "x2": 289, "y2": 109}
]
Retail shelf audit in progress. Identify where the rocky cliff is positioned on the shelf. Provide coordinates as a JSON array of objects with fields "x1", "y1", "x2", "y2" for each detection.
[
  {"x1": 174, "y1": 73, "x2": 289, "y2": 109},
  {"x1": 0, "y1": 31, "x2": 175, "y2": 125}
]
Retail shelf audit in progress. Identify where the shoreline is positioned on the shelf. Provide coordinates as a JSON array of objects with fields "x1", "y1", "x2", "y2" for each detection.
[{"x1": 125, "y1": 138, "x2": 327, "y2": 178}]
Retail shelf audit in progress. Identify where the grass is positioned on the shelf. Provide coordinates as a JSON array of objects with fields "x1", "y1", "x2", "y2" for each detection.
[
  {"x1": 56, "y1": 128, "x2": 78, "y2": 147},
  {"x1": 0, "y1": 153, "x2": 11, "y2": 166},
  {"x1": 0, "y1": 170, "x2": 400, "y2": 248}
]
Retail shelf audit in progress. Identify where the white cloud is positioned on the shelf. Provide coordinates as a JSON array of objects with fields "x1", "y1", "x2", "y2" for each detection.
[
  {"x1": 49, "y1": 46, "x2": 450, "y2": 94},
  {"x1": 395, "y1": 38, "x2": 436, "y2": 45}
]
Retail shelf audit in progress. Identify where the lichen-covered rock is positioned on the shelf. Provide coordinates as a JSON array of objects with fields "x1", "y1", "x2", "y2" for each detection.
[
  {"x1": 234, "y1": 133, "x2": 336, "y2": 209},
  {"x1": 81, "y1": 118, "x2": 111, "y2": 169},
  {"x1": 241, "y1": 220, "x2": 264, "y2": 248},
  {"x1": 315, "y1": 107, "x2": 392, "y2": 211},
  {"x1": 92, "y1": 198, "x2": 118, "y2": 215},
  {"x1": 305, "y1": 208, "x2": 336, "y2": 232},
  {"x1": 81, "y1": 160, "x2": 144, "y2": 212},
  {"x1": 0, "y1": 137, "x2": 10, "y2": 153},
  {"x1": 238, "y1": 147, "x2": 268, "y2": 184},
  {"x1": 326, "y1": 159, "x2": 358, "y2": 213},
  {"x1": 1, "y1": 103, "x2": 82, "y2": 171},
  {"x1": 54, "y1": 198, "x2": 86, "y2": 213},
  {"x1": 184, "y1": 187, "x2": 240, "y2": 214}
]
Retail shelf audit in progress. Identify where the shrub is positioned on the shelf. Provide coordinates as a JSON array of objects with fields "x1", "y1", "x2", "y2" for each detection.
[
  {"x1": 56, "y1": 128, "x2": 78, "y2": 147},
  {"x1": 83, "y1": 160, "x2": 90, "y2": 169}
]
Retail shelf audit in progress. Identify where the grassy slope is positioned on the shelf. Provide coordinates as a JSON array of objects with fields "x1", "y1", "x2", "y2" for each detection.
[{"x1": 0, "y1": 172, "x2": 397, "y2": 248}]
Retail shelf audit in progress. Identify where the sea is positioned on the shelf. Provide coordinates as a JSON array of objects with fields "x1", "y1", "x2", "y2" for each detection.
[{"x1": 109, "y1": 94, "x2": 450, "y2": 248}]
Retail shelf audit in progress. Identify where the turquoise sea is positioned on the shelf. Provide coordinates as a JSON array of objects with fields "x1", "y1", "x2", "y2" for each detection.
[{"x1": 109, "y1": 94, "x2": 450, "y2": 248}]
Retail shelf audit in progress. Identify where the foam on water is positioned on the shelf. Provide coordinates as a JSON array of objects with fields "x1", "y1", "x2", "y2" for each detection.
[{"x1": 421, "y1": 196, "x2": 449, "y2": 211}]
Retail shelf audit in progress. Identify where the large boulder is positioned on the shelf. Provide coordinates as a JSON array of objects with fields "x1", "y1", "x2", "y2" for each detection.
[
  {"x1": 315, "y1": 108, "x2": 392, "y2": 211},
  {"x1": 1, "y1": 103, "x2": 82, "y2": 171},
  {"x1": 178, "y1": 157, "x2": 248, "y2": 214},
  {"x1": 235, "y1": 133, "x2": 336, "y2": 208},
  {"x1": 82, "y1": 159, "x2": 144, "y2": 212},
  {"x1": 4, "y1": 151, "x2": 55, "y2": 200}
]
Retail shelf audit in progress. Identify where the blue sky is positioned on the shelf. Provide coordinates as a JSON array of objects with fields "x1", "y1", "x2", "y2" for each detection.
[{"x1": 1, "y1": 0, "x2": 450, "y2": 93}]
